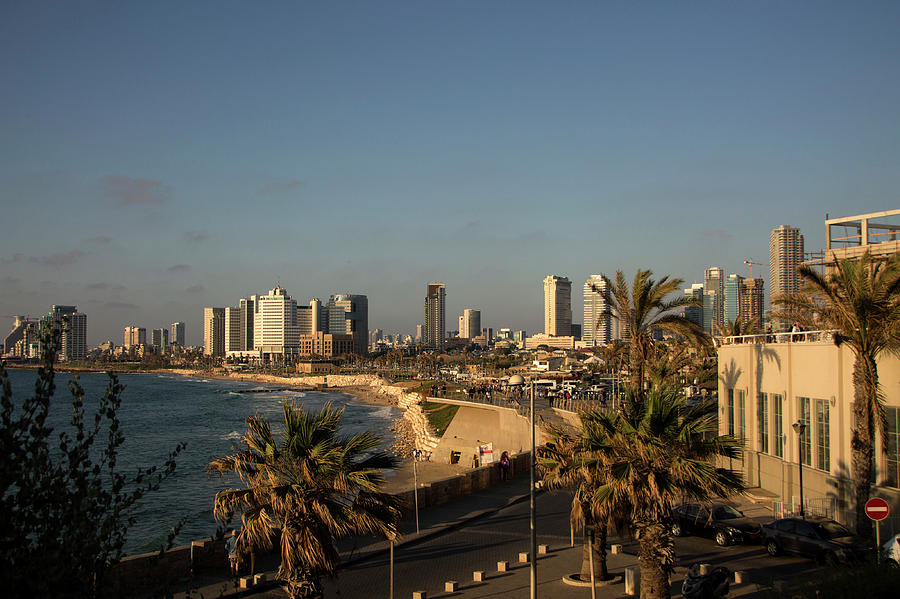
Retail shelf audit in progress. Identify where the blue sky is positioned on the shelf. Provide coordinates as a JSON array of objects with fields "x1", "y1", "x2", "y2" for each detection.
[{"x1": 2, "y1": 1, "x2": 899, "y2": 345}]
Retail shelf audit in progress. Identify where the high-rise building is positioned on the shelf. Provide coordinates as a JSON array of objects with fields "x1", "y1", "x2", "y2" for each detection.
[
  {"x1": 704, "y1": 266, "x2": 724, "y2": 330},
  {"x1": 326, "y1": 294, "x2": 368, "y2": 355},
  {"x1": 224, "y1": 306, "x2": 243, "y2": 352},
  {"x1": 151, "y1": 328, "x2": 169, "y2": 352},
  {"x1": 309, "y1": 298, "x2": 325, "y2": 333},
  {"x1": 740, "y1": 279, "x2": 765, "y2": 326},
  {"x1": 583, "y1": 275, "x2": 611, "y2": 346},
  {"x1": 702, "y1": 291, "x2": 717, "y2": 335},
  {"x1": 124, "y1": 325, "x2": 147, "y2": 348},
  {"x1": 543, "y1": 275, "x2": 572, "y2": 336},
  {"x1": 683, "y1": 283, "x2": 704, "y2": 327},
  {"x1": 424, "y1": 283, "x2": 446, "y2": 350},
  {"x1": 460, "y1": 309, "x2": 481, "y2": 339},
  {"x1": 44, "y1": 305, "x2": 87, "y2": 361},
  {"x1": 203, "y1": 307, "x2": 225, "y2": 357},
  {"x1": 724, "y1": 274, "x2": 744, "y2": 324},
  {"x1": 770, "y1": 224, "x2": 805, "y2": 301},
  {"x1": 2, "y1": 316, "x2": 39, "y2": 358},
  {"x1": 238, "y1": 296, "x2": 257, "y2": 350},
  {"x1": 170, "y1": 322, "x2": 185, "y2": 347},
  {"x1": 415, "y1": 324, "x2": 424, "y2": 343},
  {"x1": 253, "y1": 286, "x2": 299, "y2": 360}
]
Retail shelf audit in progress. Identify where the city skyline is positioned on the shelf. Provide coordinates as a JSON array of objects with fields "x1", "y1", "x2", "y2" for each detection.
[{"x1": 2, "y1": 3, "x2": 899, "y2": 344}]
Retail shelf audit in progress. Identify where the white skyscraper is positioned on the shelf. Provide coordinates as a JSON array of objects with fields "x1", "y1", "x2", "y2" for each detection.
[
  {"x1": 203, "y1": 307, "x2": 225, "y2": 357},
  {"x1": 583, "y1": 275, "x2": 610, "y2": 346},
  {"x1": 543, "y1": 275, "x2": 572, "y2": 336},
  {"x1": 460, "y1": 309, "x2": 481, "y2": 339},
  {"x1": 170, "y1": 322, "x2": 185, "y2": 347},
  {"x1": 253, "y1": 286, "x2": 299, "y2": 359},
  {"x1": 424, "y1": 283, "x2": 446, "y2": 350}
]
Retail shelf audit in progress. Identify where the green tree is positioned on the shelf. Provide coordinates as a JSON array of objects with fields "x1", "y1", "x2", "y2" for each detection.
[
  {"x1": 713, "y1": 316, "x2": 762, "y2": 339},
  {"x1": 0, "y1": 322, "x2": 182, "y2": 599},
  {"x1": 580, "y1": 386, "x2": 743, "y2": 599},
  {"x1": 208, "y1": 402, "x2": 401, "y2": 598},
  {"x1": 773, "y1": 251, "x2": 900, "y2": 538},
  {"x1": 594, "y1": 270, "x2": 708, "y2": 392}
]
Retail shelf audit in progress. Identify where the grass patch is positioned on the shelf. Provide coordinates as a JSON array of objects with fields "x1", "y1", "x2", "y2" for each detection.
[{"x1": 422, "y1": 401, "x2": 460, "y2": 437}]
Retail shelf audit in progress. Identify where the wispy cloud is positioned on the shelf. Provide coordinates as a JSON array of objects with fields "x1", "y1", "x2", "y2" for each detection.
[
  {"x1": 102, "y1": 175, "x2": 171, "y2": 206},
  {"x1": 87, "y1": 235, "x2": 113, "y2": 244},
  {"x1": 167, "y1": 264, "x2": 191, "y2": 273},
  {"x1": 104, "y1": 301, "x2": 138, "y2": 310},
  {"x1": 702, "y1": 229, "x2": 734, "y2": 242},
  {"x1": 186, "y1": 284, "x2": 205, "y2": 293},
  {"x1": 86, "y1": 282, "x2": 127, "y2": 291},
  {"x1": 1, "y1": 276, "x2": 22, "y2": 285},
  {"x1": 256, "y1": 179, "x2": 302, "y2": 197},
  {"x1": 184, "y1": 231, "x2": 209, "y2": 244},
  {"x1": 3, "y1": 250, "x2": 86, "y2": 268}
]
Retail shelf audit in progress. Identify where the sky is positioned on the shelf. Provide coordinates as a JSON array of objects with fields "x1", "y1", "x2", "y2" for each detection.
[{"x1": 2, "y1": 1, "x2": 899, "y2": 346}]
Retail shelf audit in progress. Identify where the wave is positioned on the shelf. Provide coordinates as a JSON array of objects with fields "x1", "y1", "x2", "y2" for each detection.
[
  {"x1": 227, "y1": 391, "x2": 241, "y2": 396},
  {"x1": 222, "y1": 431, "x2": 241, "y2": 440}
]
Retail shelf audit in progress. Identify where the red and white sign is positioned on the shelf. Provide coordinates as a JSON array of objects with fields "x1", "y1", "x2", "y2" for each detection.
[{"x1": 865, "y1": 497, "x2": 891, "y2": 522}]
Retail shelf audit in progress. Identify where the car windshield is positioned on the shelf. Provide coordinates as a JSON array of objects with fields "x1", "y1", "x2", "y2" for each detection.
[
  {"x1": 815, "y1": 521, "x2": 851, "y2": 539},
  {"x1": 713, "y1": 506, "x2": 743, "y2": 520}
]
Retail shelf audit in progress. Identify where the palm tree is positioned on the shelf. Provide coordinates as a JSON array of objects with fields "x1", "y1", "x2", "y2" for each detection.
[
  {"x1": 594, "y1": 270, "x2": 709, "y2": 392},
  {"x1": 208, "y1": 402, "x2": 402, "y2": 598},
  {"x1": 713, "y1": 316, "x2": 762, "y2": 339},
  {"x1": 580, "y1": 386, "x2": 743, "y2": 599},
  {"x1": 539, "y1": 427, "x2": 623, "y2": 583},
  {"x1": 773, "y1": 251, "x2": 900, "y2": 538}
]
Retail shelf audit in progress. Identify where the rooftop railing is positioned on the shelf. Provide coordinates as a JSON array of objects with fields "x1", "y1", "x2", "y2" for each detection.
[{"x1": 715, "y1": 329, "x2": 836, "y2": 346}]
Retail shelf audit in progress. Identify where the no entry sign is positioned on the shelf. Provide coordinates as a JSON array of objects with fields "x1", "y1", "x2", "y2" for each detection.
[{"x1": 865, "y1": 497, "x2": 890, "y2": 522}]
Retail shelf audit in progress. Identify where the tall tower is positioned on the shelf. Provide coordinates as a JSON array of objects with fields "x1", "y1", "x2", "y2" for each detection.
[
  {"x1": 326, "y1": 294, "x2": 368, "y2": 355},
  {"x1": 770, "y1": 225, "x2": 804, "y2": 299},
  {"x1": 224, "y1": 306, "x2": 243, "y2": 353},
  {"x1": 683, "y1": 283, "x2": 704, "y2": 327},
  {"x1": 46, "y1": 305, "x2": 87, "y2": 361},
  {"x1": 424, "y1": 283, "x2": 446, "y2": 350},
  {"x1": 740, "y1": 278, "x2": 765, "y2": 326},
  {"x1": 583, "y1": 275, "x2": 610, "y2": 346},
  {"x1": 253, "y1": 286, "x2": 299, "y2": 359},
  {"x1": 704, "y1": 266, "x2": 724, "y2": 330},
  {"x1": 543, "y1": 275, "x2": 572, "y2": 336},
  {"x1": 460, "y1": 309, "x2": 481, "y2": 339},
  {"x1": 203, "y1": 307, "x2": 225, "y2": 357},
  {"x1": 170, "y1": 322, "x2": 186, "y2": 347},
  {"x1": 724, "y1": 274, "x2": 744, "y2": 324}
]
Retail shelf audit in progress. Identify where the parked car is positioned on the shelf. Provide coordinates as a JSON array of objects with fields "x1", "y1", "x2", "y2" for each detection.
[
  {"x1": 671, "y1": 503, "x2": 763, "y2": 546},
  {"x1": 762, "y1": 517, "x2": 870, "y2": 564}
]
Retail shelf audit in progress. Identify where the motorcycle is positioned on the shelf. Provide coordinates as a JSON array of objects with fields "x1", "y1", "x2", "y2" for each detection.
[{"x1": 681, "y1": 563, "x2": 731, "y2": 599}]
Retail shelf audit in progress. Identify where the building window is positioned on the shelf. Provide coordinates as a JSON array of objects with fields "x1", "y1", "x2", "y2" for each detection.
[
  {"x1": 885, "y1": 407, "x2": 900, "y2": 489},
  {"x1": 798, "y1": 397, "x2": 811, "y2": 467},
  {"x1": 773, "y1": 394, "x2": 784, "y2": 458},
  {"x1": 736, "y1": 389, "x2": 746, "y2": 441},
  {"x1": 815, "y1": 399, "x2": 830, "y2": 472},
  {"x1": 757, "y1": 392, "x2": 769, "y2": 454},
  {"x1": 727, "y1": 388, "x2": 735, "y2": 436}
]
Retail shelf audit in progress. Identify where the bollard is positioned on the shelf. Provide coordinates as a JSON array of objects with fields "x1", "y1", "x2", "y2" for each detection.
[
  {"x1": 473, "y1": 571, "x2": 485, "y2": 582},
  {"x1": 238, "y1": 576, "x2": 254, "y2": 589},
  {"x1": 412, "y1": 592, "x2": 427, "y2": 599},
  {"x1": 610, "y1": 543, "x2": 623, "y2": 555},
  {"x1": 444, "y1": 581, "x2": 459, "y2": 592},
  {"x1": 538, "y1": 544, "x2": 549, "y2": 555},
  {"x1": 624, "y1": 566, "x2": 640, "y2": 596},
  {"x1": 518, "y1": 552, "x2": 530, "y2": 563},
  {"x1": 253, "y1": 573, "x2": 267, "y2": 585},
  {"x1": 497, "y1": 561, "x2": 509, "y2": 572},
  {"x1": 734, "y1": 571, "x2": 747, "y2": 584}
]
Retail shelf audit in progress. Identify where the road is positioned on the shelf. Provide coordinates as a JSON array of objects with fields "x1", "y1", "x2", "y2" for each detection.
[{"x1": 247, "y1": 488, "x2": 819, "y2": 599}]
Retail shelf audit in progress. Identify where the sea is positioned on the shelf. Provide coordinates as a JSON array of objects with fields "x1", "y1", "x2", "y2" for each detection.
[{"x1": 3, "y1": 368, "x2": 401, "y2": 556}]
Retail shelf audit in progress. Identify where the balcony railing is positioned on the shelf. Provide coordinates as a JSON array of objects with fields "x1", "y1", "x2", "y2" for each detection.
[{"x1": 716, "y1": 330, "x2": 836, "y2": 346}]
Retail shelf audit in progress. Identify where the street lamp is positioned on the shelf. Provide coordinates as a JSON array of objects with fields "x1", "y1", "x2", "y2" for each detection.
[
  {"x1": 508, "y1": 374, "x2": 537, "y2": 599},
  {"x1": 792, "y1": 420, "x2": 806, "y2": 518}
]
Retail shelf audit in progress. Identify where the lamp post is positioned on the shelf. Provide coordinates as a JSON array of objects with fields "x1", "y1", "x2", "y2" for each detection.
[
  {"x1": 792, "y1": 420, "x2": 806, "y2": 518},
  {"x1": 508, "y1": 374, "x2": 537, "y2": 599}
]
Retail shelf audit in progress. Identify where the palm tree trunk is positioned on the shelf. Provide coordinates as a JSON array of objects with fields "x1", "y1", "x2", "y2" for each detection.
[
  {"x1": 579, "y1": 518, "x2": 610, "y2": 581},
  {"x1": 629, "y1": 342, "x2": 644, "y2": 393},
  {"x1": 851, "y1": 352, "x2": 878, "y2": 539},
  {"x1": 637, "y1": 522, "x2": 672, "y2": 599}
]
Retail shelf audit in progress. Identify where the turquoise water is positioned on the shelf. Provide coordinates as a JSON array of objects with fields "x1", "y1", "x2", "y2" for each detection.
[{"x1": 3, "y1": 368, "x2": 401, "y2": 555}]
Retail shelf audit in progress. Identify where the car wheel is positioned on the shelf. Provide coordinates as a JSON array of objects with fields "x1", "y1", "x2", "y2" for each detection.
[
  {"x1": 766, "y1": 540, "x2": 780, "y2": 557},
  {"x1": 671, "y1": 522, "x2": 683, "y2": 537},
  {"x1": 715, "y1": 530, "x2": 730, "y2": 547}
]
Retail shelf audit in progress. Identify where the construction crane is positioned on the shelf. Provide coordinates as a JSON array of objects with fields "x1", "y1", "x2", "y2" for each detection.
[{"x1": 743, "y1": 259, "x2": 767, "y2": 279}]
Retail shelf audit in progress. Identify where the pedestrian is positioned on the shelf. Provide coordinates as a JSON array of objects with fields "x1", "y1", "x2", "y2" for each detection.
[
  {"x1": 472, "y1": 453, "x2": 479, "y2": 468},
  {"x1": 499, "y1": 451, "x2": 510, "y2": 481},
  {"x1": 226, "y1": 529, "x2": 239, "y2": 577}
]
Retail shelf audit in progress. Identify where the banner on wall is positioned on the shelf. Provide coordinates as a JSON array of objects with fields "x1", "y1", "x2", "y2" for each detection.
[{"x1": 479, "y1": 443, "x2": 494, "y2": 464}]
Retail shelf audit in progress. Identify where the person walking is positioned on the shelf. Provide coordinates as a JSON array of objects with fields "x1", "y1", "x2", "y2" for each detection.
[{"x1": 499, "y1": 451, "x2": 511, "y2": 481}]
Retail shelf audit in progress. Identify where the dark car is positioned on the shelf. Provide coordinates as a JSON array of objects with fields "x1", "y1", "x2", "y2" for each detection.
[
  {"x1": 671, "y1": 503, "x2": 763, "y2": 546},
  {"x1": 762, "y1": 517, "x2": 870, "y2": 564}
]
